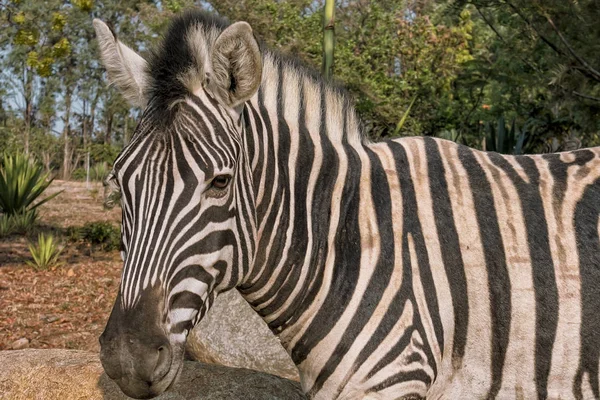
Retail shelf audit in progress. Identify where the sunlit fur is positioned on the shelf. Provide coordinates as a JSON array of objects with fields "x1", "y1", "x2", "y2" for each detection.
[{"x1": 101, "y1": 11, "x2": 600, "y2": 400}]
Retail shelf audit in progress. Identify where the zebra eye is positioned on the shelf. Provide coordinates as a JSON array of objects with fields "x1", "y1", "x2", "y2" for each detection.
[{"x1": 211, "y1": 175, "x2": 231, "y2": 190}]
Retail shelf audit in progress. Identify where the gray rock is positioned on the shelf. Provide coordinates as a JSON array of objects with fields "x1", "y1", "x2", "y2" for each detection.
[
  {"x1": 9, "y1": 338, "x2": 29, "y2": 350},
  {"x1": 0, "y1": 349, "x2": 306, "y2": 400},
  {"x1": 186, "y1": 290, "x2": 300, "y2": 381}
]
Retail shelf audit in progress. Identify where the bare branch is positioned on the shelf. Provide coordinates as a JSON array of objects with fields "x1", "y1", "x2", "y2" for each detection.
[
  {"x1": 502, "y1": 0, "x2": 565, "y2": 57},
  {"x1": 474, "y1": 5, "x2": 541, "y2": 73},
  {"x1": 572, "y1": 91, "x2": 600, "y2": 102},
  {"x1": 546, "y1": 16, "x2": 600, "y2": 83}
]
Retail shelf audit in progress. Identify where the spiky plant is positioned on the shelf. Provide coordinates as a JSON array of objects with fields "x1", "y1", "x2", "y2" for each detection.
[
  {"x1": 0, "y1": 214, "x2": 13, "y2": 238},
  {"x1": 9, "y1": 210, "x2": 38, "y2": 234},
  {"x1": 0, "y1": 153, "x2": 62, "y2": 217},
  {"x1": 484, "y1": 116, "x2": 529, "y2": 155},
  {"x1": 90, "y1": 162, "x2": 109, "y2": 182},
  {"x1": 27, "y1": 233, "x2": 63, "y2": 271}
]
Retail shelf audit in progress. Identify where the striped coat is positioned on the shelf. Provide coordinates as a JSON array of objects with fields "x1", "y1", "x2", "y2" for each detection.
[{"x1": 94, "y1": 11, "x2": 600, "y2": 400}]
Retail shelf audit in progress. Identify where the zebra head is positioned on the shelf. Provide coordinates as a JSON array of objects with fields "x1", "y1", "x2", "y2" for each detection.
[{"x1": 93, "y1": 15, "x2": 262, "y2": 399}]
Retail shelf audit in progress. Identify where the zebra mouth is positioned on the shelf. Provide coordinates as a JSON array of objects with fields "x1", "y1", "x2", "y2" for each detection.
[
  {"x1": 113, "y1": 360, "x2": 183, "y2": 399},
  {"x1": 101, "y1": 337, "x2": 185, "y2": 399}
]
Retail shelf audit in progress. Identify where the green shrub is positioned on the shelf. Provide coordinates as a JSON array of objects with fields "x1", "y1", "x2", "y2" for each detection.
[
  {"x1": 71, "y1": 163, "x2": 109, "y2": 182},
  {"x1": 0, "y1": 210, "x2": 38, "y2": 237},
  {"x1": 89, "y1": 188, "x2": 99, "y2": 201},
  {"x1": 71, "y1": 168, "x2": 86, "y2": 181},
  {"x1": 65, "y1": 225, "x2": 82, "y2": 242},
  {"x1": 27, "y1": 233, "x2": 63, "y2": 271},
  {"x1": 9, "y1": 210, "x2": 38, "y2": 234},
  {"x1": 0, "y1": 214, "x2": 13, "y2": 237},
  {"x1": 90, "y1": 162, "x2": 109, "y2": 182},
  {"x1": 484, "y1": 116, "x2": 529, "y2": 155},
  {"x1": 0, "y1": 152, "x2": 62, "y2": 217},
  {"x1": 80, "y1": 221, "x2": 120, "y2": 251}
]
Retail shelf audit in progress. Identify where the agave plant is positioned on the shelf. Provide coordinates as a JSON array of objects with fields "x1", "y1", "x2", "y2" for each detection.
[
  {"x1": 9, "y1": 210, "x2": 38, "y2": 234},
  {"x1": 0, "y1": 214, "x2": 13, "y2": 237},
  {"x1": 0, "y1": 153, "x2": 62, "y2": 216},
  {"x1": 438, "y1": 128, "x2": 465, "y2": 144},
  {"x1": 27, "y1": 233, "x2": 63, "y2": 271},
  {"x1": 484, "y1": 116, "x2": 528, "y2": 155}
]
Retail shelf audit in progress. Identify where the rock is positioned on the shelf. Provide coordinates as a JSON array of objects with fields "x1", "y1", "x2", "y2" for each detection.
[
  {"x1": 0, "y1": 349, "x2": 306, "y2": 400},
  {"x1": 10, "y1": 338, "x2": 29, "y2": 350},
  {"x1": 41, "y1": 315, "x2": 59, "y2": 323},
  {"x1": 186, "y1": 290, "x2": 300, "y2": 381}
]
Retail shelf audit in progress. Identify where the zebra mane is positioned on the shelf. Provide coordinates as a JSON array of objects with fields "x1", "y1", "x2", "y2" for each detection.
[{"x1": 147, "y1": 10, "x2": 365, "y2": 142}]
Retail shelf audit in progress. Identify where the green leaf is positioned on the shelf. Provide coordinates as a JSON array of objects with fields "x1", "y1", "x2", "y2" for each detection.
[{"x1": 394, "y1": 95, "x2": 418, "y2": 136}]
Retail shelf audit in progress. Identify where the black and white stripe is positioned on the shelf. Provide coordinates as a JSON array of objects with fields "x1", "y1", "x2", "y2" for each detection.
[{"x1": 99, "y1": 11, "x2": 600, "y2": 400}]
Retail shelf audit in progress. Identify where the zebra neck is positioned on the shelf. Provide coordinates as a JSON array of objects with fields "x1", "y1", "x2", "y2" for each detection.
[{"x1": 239, "y1": 53, "x2": 366, "y2": 346}]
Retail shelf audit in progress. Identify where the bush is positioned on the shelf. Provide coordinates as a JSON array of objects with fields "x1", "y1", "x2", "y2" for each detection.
[
  {"x1": 0, "y1": 209, "x2": 37, "y2": 237},
  {"x1": 80, "y1": 221, "x2": 120, "y2": 251},
  {"x1": 9, "y1": 210, "x2": 38, "y2": 234},
  {"x1": 70, "y1": 168, "x2": 86, "y2": 181},
  {"x1": 90, "y1": 162, "x2": 109, "y2": 182},
  {"x1": 70, "y1": 163, "x2": 110, "y2": 182},
  {"x1": 27, "y1": 233, "x2": 63, "y2": 271},
  {"x1": 0, "y1": 153, "x2": 62, "y2": 217},
  {"x1": 0, "y1": 214, "x2": 13, "y2": 237}
]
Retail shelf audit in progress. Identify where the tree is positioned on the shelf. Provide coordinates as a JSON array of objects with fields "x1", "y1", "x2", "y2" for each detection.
[
  {"x1": 443, "y1": 0, "x2": 600, "y2": 148},
  {"x1": 0, "y1": 0, "x2": 198, "y2": 177},
  {"x1": 1, "y1": 0, "x2": 599, "y2": 160}
]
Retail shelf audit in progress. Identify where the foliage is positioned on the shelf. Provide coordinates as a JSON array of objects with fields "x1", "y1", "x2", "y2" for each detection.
[
  {"x1": 394, "y1": 95, "x2": 418, "y2": 136},
  {"x1": 484, "y1": 116, "x2": 528, "y2": 155},
  {"x1": 438, "y1": 128, "x2": 465, "y2": 145},
  {"x1": 0, "y1": 0, "x2": 598, "y2": 158},
  {"x1": 0, "y1": 214, "x2": 13, "y2": 237},
  {"x1": 90, "y1": 162, "x2": 109, "y2": 182},
  {"x1": 442, "y1": 0, "x2": 600, "y2": 148},
  {"x1": 0, "y1": 0, "x2": 193, "y2": 175},
  {"x1": 71, "y1": 168, "x2": 87, "y2": 181},
  {"x1": 70, "y1": 162, "x2": 109, "y2": 182},
  {"x1": 79, "y1": 221, "x2": 120, "y2": 251},
  {"x1": 89, "y1": 144, "x2": 120, "y2": 165},
  {"x1": 0, "y1": 153, "x2": 61, "y2": 217},
  {"x1": 27, "y1": 233, "x2": 63, "y2": 270},
  {"x1": 9, "y1": 210, "x2": 38, "y2": 234},
  {"x1": 0, "y1": 209, "x2": 38, "y2": 237}
]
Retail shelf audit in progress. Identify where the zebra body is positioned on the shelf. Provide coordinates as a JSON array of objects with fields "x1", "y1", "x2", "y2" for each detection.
[{"x1": 94, "y1": 11, "x2": 600, "y2": 400}]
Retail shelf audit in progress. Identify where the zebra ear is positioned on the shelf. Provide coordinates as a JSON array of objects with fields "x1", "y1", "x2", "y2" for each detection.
[
  {"x1": 210, "y1": 22, "x2": 262, "y2": 109},
  {"x1": 93, "y1": 19, "x2": 149, "y2": 108}
]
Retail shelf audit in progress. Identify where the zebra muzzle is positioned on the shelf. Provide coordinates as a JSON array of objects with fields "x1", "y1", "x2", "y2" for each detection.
[{"x1": 99, "y1": 292, "x2": 181, "y2": 398}]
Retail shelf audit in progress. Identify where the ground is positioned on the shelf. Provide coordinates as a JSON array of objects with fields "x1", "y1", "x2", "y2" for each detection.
[{"x1": 0, "y1": 181, "x2": 122, "y2": 352}]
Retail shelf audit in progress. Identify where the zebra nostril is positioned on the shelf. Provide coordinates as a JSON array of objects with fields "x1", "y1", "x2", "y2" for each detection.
[{"x1": 152, "y1": 343, "x2": 172, "y2": 382}]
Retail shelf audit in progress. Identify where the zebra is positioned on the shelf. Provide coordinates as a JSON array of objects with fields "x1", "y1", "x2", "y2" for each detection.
[{"x1": 93, "y1": 11, "x2": 600, "y2": 400}]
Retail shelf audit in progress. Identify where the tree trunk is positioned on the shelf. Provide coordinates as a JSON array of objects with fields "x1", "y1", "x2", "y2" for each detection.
[
  {"x1": 82, "y1": 99, "x2": 88, "y2": 150},
  {"x1": 105, "y1": 111, "x2": 113, "y2": 145},
  {"x1": 90, "y1": 91, "x2": 99, "y2": 142},
  {"x1": 322, "y1": 0, "x2": 336, "y2": 79},
  {"x1": 124, "y1": 113, "x2": 129, "y2": 146},
  {"x1": 41, "y1": 151, "x2": 51, "y2": 174},
  {"x1": 23, "y1": 65, "x2": 33, "y2": 155},
  {"x1": 62, "y1": 89, "x2": 73, "y2": 180}
]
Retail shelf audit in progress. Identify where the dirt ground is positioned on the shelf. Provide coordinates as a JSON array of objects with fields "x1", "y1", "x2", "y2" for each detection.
[{"x1": 0, "y1": 181, "x2": 123, "y2": 352}]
